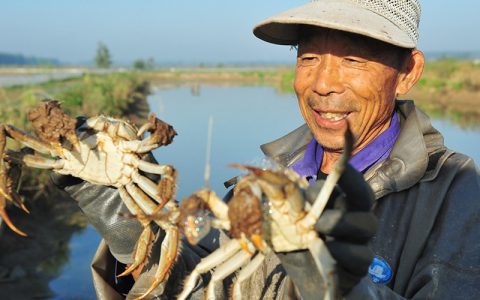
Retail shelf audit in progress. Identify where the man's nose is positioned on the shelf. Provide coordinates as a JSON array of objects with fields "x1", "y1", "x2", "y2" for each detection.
[{"x1": 312, "y1": 54, "x2": 344, "y2": 96}]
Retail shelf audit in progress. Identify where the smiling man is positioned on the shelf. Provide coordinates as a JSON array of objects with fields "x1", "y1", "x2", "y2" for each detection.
[
  {"x1": 51, "y1": 0, "x2": 480, "y2": 299},
  {"x1": 253, "y1": 0, "x2": 480, "y2": 299},
  {"x1": 292, "y1": 26, "x2": 422, "y2": 173}
]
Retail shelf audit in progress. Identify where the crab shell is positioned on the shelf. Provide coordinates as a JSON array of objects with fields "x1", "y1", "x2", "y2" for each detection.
[{"x1": 0, "y1": 100, "x2": 180, "y2": 300}]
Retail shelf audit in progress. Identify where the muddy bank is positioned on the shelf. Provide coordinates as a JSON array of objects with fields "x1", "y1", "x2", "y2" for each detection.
[{"x1": 0, "y1": 81, "x2": 151, "y2": 299}]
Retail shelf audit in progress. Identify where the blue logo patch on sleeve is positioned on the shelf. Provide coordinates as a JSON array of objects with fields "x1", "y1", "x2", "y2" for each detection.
[{"x1": 368, "y1": 256, "x2": 393, "y2": 284}]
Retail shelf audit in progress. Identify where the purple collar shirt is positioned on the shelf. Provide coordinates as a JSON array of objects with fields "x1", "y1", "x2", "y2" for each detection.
[{"x1": 291, "y1": 113, "x2": 400, "y2": 183}]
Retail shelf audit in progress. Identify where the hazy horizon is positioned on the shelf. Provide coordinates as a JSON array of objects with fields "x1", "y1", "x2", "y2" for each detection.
[{"x1": 1, "y1": 1, "x2": 479, "y2": 66}]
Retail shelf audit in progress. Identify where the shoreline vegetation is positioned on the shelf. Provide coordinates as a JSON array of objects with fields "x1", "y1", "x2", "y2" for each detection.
[
  {"x1": 0, "y1": 58, "x2": 478, "y2": 193},
  {"x1": 142, "y1": 59, "x2": 480, "y2": 128},
  {"x1": 2, "y1": 58, "x2": 480, "y2": 128},
  {"x1": 0, "y1": 73, "x2": 150, "y2": 298}
]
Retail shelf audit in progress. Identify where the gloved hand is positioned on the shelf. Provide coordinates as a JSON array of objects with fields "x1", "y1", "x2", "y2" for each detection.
[
  {"x1": 51, "y1": 175, "x2": 144, "y2": 264},
  {"x1": 277, "y1": 164, "x2": 377, "y2": 299}
]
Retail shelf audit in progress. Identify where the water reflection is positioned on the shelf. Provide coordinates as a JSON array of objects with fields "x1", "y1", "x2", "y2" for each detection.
[
  {"x1": 18, "y1": 84, "x2": 480, "y2": 299},
  {"x1": 148, "y1": 85, "x2": 304, "y2": 200},
  {"x1": 48, "y1": 226, "x2": 101, "y2": 300},
  {"x1": 0, "y1": 185, "x2": 91, "y2": 300},
  {"x1": 148, "y1": 84, "x2": 479, "y2": 202},
  {"x1": 0, "y1": 72, "x2": 83, "y2": 87}
]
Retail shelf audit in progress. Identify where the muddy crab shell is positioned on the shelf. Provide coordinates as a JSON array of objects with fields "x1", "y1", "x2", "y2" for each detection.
[
  {"x1": 27, "y1": 99, "x2": 77, "y2": 145},
  {"x1": 228, "y1": 185, "x2": 263, "y2": 239}
]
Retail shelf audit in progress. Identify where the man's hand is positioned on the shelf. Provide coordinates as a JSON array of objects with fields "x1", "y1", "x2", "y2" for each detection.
[
  {"x1": 277, "y1": 164, "x2": 377, "y2": 299},
  {"x1": 51, "y1": 173, "x2": 144, "y2": 264}
]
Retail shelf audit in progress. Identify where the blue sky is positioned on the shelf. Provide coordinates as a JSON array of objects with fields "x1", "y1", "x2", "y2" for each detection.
[{"x1": 0, "y1": 1, "x2": 478, "y2": 65}]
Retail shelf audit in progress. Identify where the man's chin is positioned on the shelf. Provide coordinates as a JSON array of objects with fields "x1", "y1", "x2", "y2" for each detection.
[{"x1": 312, "y1": 133, "x2": 345, "y2": 152}]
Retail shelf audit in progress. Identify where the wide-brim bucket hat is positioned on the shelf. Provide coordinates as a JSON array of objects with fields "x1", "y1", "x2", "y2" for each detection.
[{"x1": 253, "y1": 0, "x2": 421, "y2": 48}]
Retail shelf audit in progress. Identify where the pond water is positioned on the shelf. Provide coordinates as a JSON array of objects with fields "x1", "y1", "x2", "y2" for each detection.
[
  {"x1": 48, "y1": 84, "x2": 480, "y2": 299},
  {"x1": 0, "y1": 72, "x2": 84, "y2": 87}
]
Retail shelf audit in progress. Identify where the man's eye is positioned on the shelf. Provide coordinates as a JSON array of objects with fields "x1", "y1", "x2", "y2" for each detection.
[
  {"x1": 298, "y1": 56, "x2": 318, "y2": 66},
  {"x1": 344, "y1": 57, "x2": 366, "y2": 65}
]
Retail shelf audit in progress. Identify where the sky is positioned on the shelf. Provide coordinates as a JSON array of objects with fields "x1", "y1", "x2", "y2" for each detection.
[{"x1": 0, "y1": 0, "x2": 479, "y2": 65}]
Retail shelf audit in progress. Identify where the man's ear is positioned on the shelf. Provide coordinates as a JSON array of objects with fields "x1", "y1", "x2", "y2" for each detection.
[{"x1": 396, "y1": 49, "x2": 425, "y2": 96}]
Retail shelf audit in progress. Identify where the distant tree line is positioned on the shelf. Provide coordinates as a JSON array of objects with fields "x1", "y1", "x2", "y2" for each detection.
[{"x1": 0, "y1": 53, "x2": 60, "y2": 66}]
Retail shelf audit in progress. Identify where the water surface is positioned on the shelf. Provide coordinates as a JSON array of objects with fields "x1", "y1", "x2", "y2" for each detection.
[{"x1": 48, "y1": 84, "x2": 479, "y2": 299}]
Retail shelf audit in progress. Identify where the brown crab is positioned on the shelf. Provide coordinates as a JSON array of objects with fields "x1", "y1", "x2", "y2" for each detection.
[
  {"x1": 0, "y1": 99, "x2": 179, "y2": 299},
  {"x1": 176, "y1": 129, "x2": 353, "y2": 300}
]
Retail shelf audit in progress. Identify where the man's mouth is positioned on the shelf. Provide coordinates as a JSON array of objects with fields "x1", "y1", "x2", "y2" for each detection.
[
  {"x1": 312, "y1": 110, "x2": 351, "y2": 129},
  {"x1": 318, "y1": 112, "x2": 349, "y2": 122}
]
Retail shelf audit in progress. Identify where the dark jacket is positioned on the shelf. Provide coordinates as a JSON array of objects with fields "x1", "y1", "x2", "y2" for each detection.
[{"x1": 91, "y1": 100, "x2": 480, "y2": 299}]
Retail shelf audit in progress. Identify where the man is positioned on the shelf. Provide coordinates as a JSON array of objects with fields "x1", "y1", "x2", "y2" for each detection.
[{"x1": 54, "y1": 0, "x2": 480, "y2": 299}]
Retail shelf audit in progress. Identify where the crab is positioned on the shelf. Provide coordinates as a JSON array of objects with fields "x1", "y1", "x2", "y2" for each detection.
[
  {"x1": 175, "y1": 129, "x2": 353, "y2": 300},
  {"x1": 0, "y1": 99, "x2": 180, "y2": 299}
]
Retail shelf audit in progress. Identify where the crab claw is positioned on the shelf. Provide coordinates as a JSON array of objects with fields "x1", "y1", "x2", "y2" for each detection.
[
  {"x1": 141, "y1": 113, "x2": 177, "y2": 146},
  {"x1": 178, "y1": 194, "x2": 212, "y2": 245},
  {"x1": 0, "y1": 126, "x2": 28, "y2": 236},
  {"x1": 229, "y1": 164, "x2": 292, "y2": 185},
  {"x1": 0, "y1": 204, "x2": 27, "y2": 237}
]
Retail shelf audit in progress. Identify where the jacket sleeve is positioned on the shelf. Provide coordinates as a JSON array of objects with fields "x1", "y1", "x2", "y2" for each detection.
[{"x1": 346, "y1": 156, "x2": 480, "y2": 300}]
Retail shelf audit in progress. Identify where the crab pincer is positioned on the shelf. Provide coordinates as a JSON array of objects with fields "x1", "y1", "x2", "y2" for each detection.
[{"x1": 0, "y1": 125, "x2": 29, "y2": 236}]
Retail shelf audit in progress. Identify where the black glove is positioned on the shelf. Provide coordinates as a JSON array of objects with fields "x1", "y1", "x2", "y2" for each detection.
[
  {"x1": 277, "y1": 164, "x2": 377, "y2": 299},
  {"x1": 51, "y1": 174, "x2": 144, "y2": 264}
]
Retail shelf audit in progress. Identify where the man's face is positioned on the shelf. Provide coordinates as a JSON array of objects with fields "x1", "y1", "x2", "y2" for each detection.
[{"x1": 294, "y1": 28, "x2": 407, "y2": 152}]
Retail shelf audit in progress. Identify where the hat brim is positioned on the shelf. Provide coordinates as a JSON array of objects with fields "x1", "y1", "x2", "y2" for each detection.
[{"x1": 253, "y1": 0, "x2": 415, "y2": 48}]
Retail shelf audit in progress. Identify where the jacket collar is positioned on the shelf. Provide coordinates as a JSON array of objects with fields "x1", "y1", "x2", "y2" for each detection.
[{"x1": 260, "y1": 100, "x2": 447, "y2": 199}]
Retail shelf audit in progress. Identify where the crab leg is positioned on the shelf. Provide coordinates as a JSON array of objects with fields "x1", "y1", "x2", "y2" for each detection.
[
  {"x1": 194, "y1": 189, "x2": 229, "y2": 222},
  {"x1": 205, "y1": 243, "x2": 255, "y2": 300},
  {"x1": 298, "y1": 128, "x2": 353, "y2": 300},
  {"x1": 125, "y1": 183, "x2": 177, "y2": 231},
  {"x1": 3, "y1": 125, "x2": 56, "y2": 155},
  {"x1": 136, "y1": 122, "x2": 153, "y2": 138},
  {"x1": 177, "y1": 239, "x2": 242, "y2": 300},
  {"x1": 119, "y1": 140, "x2": 159, "y2": 154},
  {"x1": 6, "y1": 152, "x2": 64, "y2": 170},
  {"x1": 117, "y1": 187, "x2": 154, "y2": 277},
  {"x1": 122, "y1": 184, "x2": 181, "y2": 297},
  {"x1": 0, "y1": 127, "x2": 28, "y2": 236},
  {"x1": 125, "y1": 183, "x2": 158, "y2": 214},
  {"x1": 308, "y1": 238, "x2": 337, "y2": 300},
  {"x1": 298, "y1": 128, "x2": 353, "y2": 230},
  {"x1": 137, "y1": 227, "x2": 179, "y2": 300},
  {"x1": 127, "y1": 156, "x2": 172, "y2": 175},
  {"x1": 131, "y1": 172, "x2": 168, "y2": 206},
  {"x1": 231, "y1": 252, "x2": 266, "y2": 300},
  {"x1": 0, "y1": 203, "x2": 27, "y2": 237}
]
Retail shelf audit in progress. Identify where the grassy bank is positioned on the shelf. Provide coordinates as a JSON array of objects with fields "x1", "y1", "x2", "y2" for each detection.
[
  {"x1": 1, "y1": 72, "x2": 147, "y2": 127},
  {"x1": 402, "y1": 59, "x2": 480, "y2": 127},
  {"x1": 144, "y1": 59, "x2": 480, "y2": 127},
  {"x1": 0, "y1": 72, "x2": 149, "y2": 192},
  {"x1": 143, "y1": 66, "x2": 295, "y2": 93},
  {"x1": 0, "y1": 72, "x2": 151, "y2": 298}
]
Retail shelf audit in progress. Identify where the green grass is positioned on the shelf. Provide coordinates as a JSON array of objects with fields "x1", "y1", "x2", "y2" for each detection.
[{"x1": 0, "y1": 72, "x2": 148, "y2": 189}]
